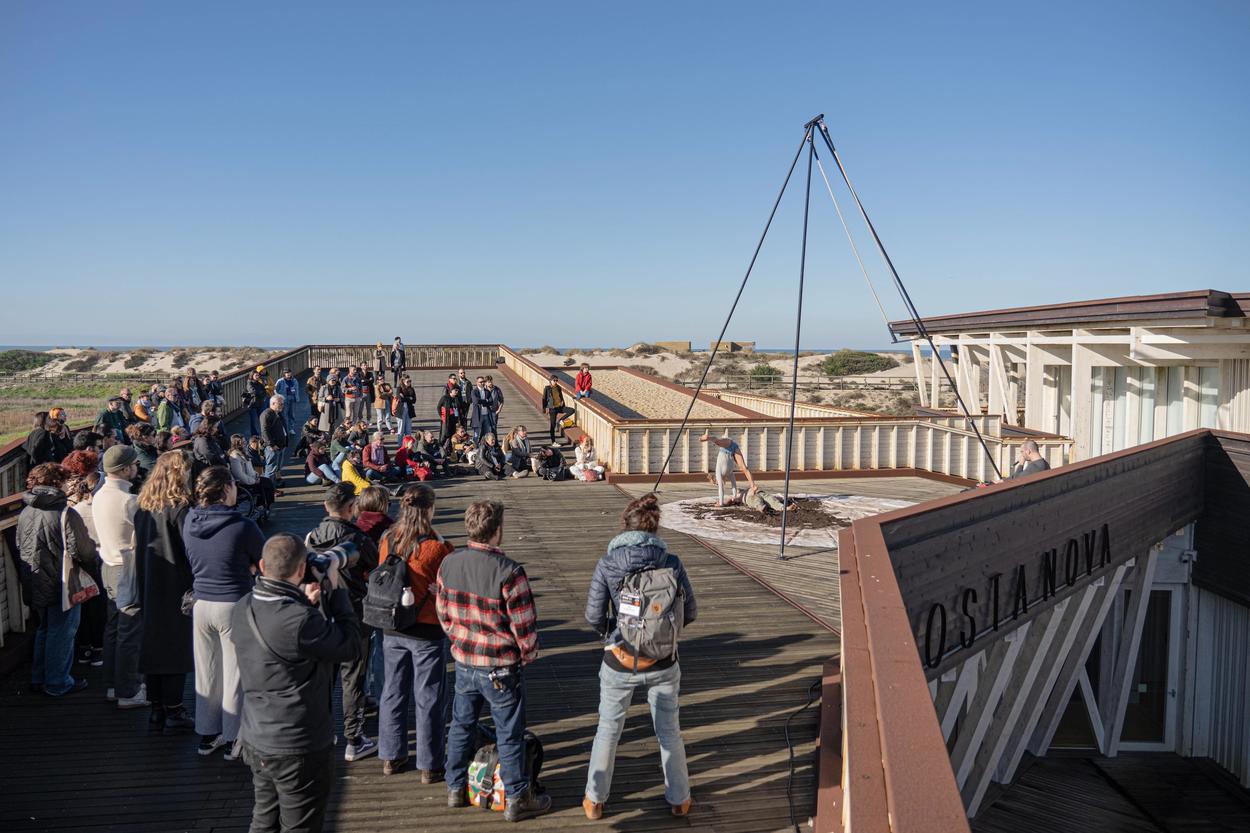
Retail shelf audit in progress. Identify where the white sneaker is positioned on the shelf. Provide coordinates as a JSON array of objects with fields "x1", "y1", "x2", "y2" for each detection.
[
  {"x1": 198, "y1": 734, "x2": 228, "y2": 756},
  {"x1": 344, "y1": 735, "x2": 379, "y2": 762},
  {"x1": 117, "y1": 686, "x2": 150, "y2": 709}
]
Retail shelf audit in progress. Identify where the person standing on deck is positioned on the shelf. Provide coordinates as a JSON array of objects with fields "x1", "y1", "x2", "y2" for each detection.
[
  {"x1": 390, "y1": 337, "x2": 406, "y2": 387},
  {"x1": 306, "y1": 366, "x2": 324, "y2": 423},
  {"x1": 699, "y1": 430, "x2": 756, "y2": 506},
  {"x1": 541, "y1": 375, "x2": 575, "y2": 445},
  {"x1": 359, "y1": 366, "x2": 376, "y2": 429},
  {"x1": 95, "y1": 447, "x2": 150, "y2": 709},
  {"x1": 375, "y1": 377, "x2": 394, "y2": 434},
  {"x1": 205, "y1": 371, "x2": 224, "y2": 410},
  {"x1": 439, "y1": 500, "x2": 551, "y2": 822},
  {"x1": 343, "y1": 367, "x2": 363, "y2": 426},
  {"x1": 261, "y1": 395, "x2": 289, "y2": 491},
  {"x1": 581, "y1": 493, "x2": 697, "y2": 819},
  {"x1": 275, "y1": 369, "x2": 301, "y2": 437},
  {"x1": 394, "y1": 374, "x2": 416, "y2": 440},
  {"x1": 245, "y1": 371, "x2": 268, "y2": 437},
  {"x1": 306, "y1": 483, "x2": 381, "y2": 763},
  {"x1": 97, "y1": 396, "x2": 128, "y2": 443},
  {"x1": 456, "y1": 369, "x2": 471, "y2": 427},
  {"x1": 317, "y1": 374, "x2": 343, "y2": 433},
  {"x1": 469, "y1": 375, "x2": 489, "y2": 441},
  {"x1": 232, "y1": 533, "x2": 361, "y2": 833},
  {"x1": 482, "y1": 376, "x2": 504, "y2": 441},
  {"x1": 17, "y1": 463, "x2": 98, "y2": 697},
  {"x1": 438, "y1": 383, "x2": 461, "y2": 446}
]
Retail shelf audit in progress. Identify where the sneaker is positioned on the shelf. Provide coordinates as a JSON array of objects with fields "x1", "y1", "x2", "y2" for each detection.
[
  {"x1": 344, "y1": 735, "x2": 378, "y2": 762},
  {"x1": 106, "y1": 687, "x2": 117, "y2": 702},
  {"x1": 382, "y1": 758, "x2": 408, "y2": 776},
  {"x1": 77, "y1": 648, "x2": 93, "y2": 665},
  {"x1": 670, "y1": 798, "x2": 693, "y2": 817},
  {"x1": 198, "y1": 734, "x2": 228, "y2": 756},
  {"x1": 447, "y1": 787, "x2": 469, "y2": 809},
  {"x1": 504, "y1": 790, "x2": 552, "y2": 823},
  {"x1": 90, "y1": 650, "x2": 103, "y2": 668},
  {"x1": 420, "y1": 768, "x2": 445, "y2": 784},
  {"x1": 118, "y1": 686, "x2": 149, "y2": 709},
  {"x1": 582, "y1": 796, "x2": 604, "y2": 820},
  {"x1": 162, "y1": 710, "x2": 195, "y2": 735},
  {"x1": 223, "y1": 739, "x2": 242, "y2": 761}
]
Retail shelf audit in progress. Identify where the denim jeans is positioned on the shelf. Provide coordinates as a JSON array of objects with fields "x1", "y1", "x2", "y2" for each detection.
[
  {"x1": 282, "y1": 407, "x2": 297, "y2": 437},
  {"x1": 367, "y1": 628, "x2": 384, "y2": 699},
  {"x1": 378, "y1": 633, "x2": 447, "y2": 767},
  {"x1": 585, "y1": 661, "x2": 689, "y2": 805},
  {"x1": 331, "y1": 451, "x2": 346, "y2": 475},
  {"x1": 445, "y1": 663, "x2": 528, "y2": 798},
  {"x1": 101, "y1": 563, "x2": 143, "y2": 698},
  {"x1": 248, "y1": 406, "x2": 263, "y2": 437},
  {"x1": 374, "y1": 407, "x2": 392, "y2": 432},
  {"x1": 305, "y1": 465, "x2": 340, "y2": 485},
  {"x1": 33, "y1": 603, "x2": 82, "y2": 695},
  {"x1": 264, "y1": 445, "x2": 286, "y2": 485},
  {"x1": 397, "y1": 408, "x2": 412, "y2": 440}
]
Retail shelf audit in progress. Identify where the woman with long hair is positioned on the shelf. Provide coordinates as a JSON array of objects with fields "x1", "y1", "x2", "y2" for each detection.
[
  {"x1": 570, "y1": 435, "x2": 606, "y2": 481},
  {"x1": 307, "y1": 365, "x2": 324, "y2": 421},
  {"x1": 394, "y1": 375, "x2": 417, "y2": 440},
  {"x1": 377, "y1": 484, "x2": 455, "y2": 778},
  {"x1": 135, "y1": 450, "x2": 196, "y2": 733},
  {"x1": 581, "y1": 493, "x2": 698, "y2": 820},
  {"x1": 184, "y1": 466, "x2": 262, "y2": 757},
  {"x1": 64, "y1": 454, "x2": 106, "y2": 668}
]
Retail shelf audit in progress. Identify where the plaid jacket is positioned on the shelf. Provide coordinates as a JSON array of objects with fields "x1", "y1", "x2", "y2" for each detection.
[{"x1": 436, "y1": 542, "x2": 539, "y2": 667}]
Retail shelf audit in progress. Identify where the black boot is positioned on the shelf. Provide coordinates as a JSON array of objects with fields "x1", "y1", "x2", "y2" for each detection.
[
  {"x1": 148, "y1": 707, "x2": 165, "y2": 732},
  {"x1": 504, "y1": 789, "x2": 552, "y2": 823}
]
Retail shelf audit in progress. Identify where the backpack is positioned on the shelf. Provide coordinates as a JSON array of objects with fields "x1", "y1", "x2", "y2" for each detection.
[
  {"x1": 617, "y1": 567, "x2": 683, "y2": 667},
  {"x1": 362, "y1": 552, "x2": 418, "y2": 631},
  {"x1": 467, "y1": 729, "x2": 545, "y2": 811}
]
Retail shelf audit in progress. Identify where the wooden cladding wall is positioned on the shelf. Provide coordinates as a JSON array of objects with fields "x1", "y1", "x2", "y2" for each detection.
[
  {"x1": 876, "y1": 431, "x2": 1209, "y2": 677},
  {"x1": 1196, "y1": 435, "x2": 1250, "y2": 608}
]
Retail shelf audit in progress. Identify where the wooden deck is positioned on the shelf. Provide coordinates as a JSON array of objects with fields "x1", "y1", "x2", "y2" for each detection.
[
  {"x1": 0, "y1": 370, "x2": 836, "y2": 832},
  {"x1": 617, "y1": 478, "x2": 963, "y2": 632},
  {"x1": 972, "y1": 753, "x2": 1250, "y2": 833}
]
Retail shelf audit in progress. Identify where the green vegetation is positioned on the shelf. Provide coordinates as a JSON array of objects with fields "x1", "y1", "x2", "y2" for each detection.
[
  {"x1": 821, "y1": 349, "x2": 899, "y2": 377},
  {"x1": 749, "y1": 363, "x2": 783, "y2": 384},
  {"x1": 0, "y1": 349, "x2": 55, "y2": 373}
]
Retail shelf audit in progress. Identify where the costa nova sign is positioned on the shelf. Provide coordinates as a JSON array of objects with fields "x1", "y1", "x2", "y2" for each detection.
[{"x1": 921, "y1": 524, "x2": 1112, "y2": 669}]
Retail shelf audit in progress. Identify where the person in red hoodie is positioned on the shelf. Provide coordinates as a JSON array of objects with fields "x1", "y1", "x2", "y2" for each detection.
[
  {"x1": 376, "y1": 484, "x2": 455, "y2": 779},
  {"x1": 395, "y1": 434, "x2": 427, "y2": 481},
  {"x1": 574, "y1": 363, "x2": 593, "y2": 400}
]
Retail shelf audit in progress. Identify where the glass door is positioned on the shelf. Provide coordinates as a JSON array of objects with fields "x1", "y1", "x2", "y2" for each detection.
[{"x1": 1118, "y1": 586, "x2": 1182, "y2": 750}]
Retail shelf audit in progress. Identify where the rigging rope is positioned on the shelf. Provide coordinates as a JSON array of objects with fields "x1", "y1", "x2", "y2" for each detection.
[
  {"x1": 812, "y1": 148, "x2": 893, "y2": 333},
  {"x1": 651, "y1": 125, "x2": 814, "y2": 492},
  {"x1": 814, "y1": 121, "x2": 1002, "y2": 480}
]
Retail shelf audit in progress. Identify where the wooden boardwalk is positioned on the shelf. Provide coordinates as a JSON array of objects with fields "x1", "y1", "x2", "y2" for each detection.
[
  {"x1": 0, "y1": 370, "x2": 836, "y2": 832},
  {"x1": 617, "y1": 478, "x2": 962, "y2": 631}
]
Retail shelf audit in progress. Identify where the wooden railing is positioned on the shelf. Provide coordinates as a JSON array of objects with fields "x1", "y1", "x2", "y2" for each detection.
[{"x1": 306, "y1": 344, "x2": 500, "y2": 371}]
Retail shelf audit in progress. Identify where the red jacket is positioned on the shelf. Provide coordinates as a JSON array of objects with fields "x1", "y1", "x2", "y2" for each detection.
[
  {"x1": 362, "y1": 442, "x2": 390, "y2": 473},
  {"x1": 575, "y1": 370, "x2": 593, "y2": 394}
]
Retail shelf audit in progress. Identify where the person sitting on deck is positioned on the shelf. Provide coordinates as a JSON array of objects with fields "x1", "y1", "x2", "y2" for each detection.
[
  {"x1": 542, "y1": 375, "x2": 575, "y2": 445},
  {"x1": 534, "y1": 445, "x2": 568, "y2": 481},
  {"x1": 306, "y1": 482, "x2": 381, "y2": 765},
  {"x1": 582, "y1": 492, "x2": 697, "y2": 820},
  {"x1": 231, "y1": 533, "x2": 361, "y2": 833},
  {"x1": 305, "y1": 441, "x2": 341, "y2": 485},
  {"x1": 395, "y1": 434, "x2": 423, "y2": 480},
  {"x1": 340, "y1": 450, "x2": 372, "y2": 495},
  {"x1": 416, "y1": 430, "x2": 450, "y2": 477},
  {"x1": 439, "y1": 500, "x2": 550, "y2": 822},
  {"x1": 505, "y1": 425, "x2": 532, "y2": 479},
  {"x1": 187, "y1": 399, "x2": 217, "y2": 436},
  {"x1": 229, "y1": 434, "x2": 276, "y2": 515},
  {"x1": 294, "y1": 416, "x2": 324, "y2": 461},
  {"x1": 362, "y1": 432, "x2": 399, "y2": 482},
  {"x1": 476, "y1": 433, "x2": 507, "y2": 481},
  {"x1": 1006, "y1": 440, "x2": 1052, "y2": 480},
  {"x1": 570, "y1": 435, "x2": 605, "y2": 481},
  {"x1": 699, "y1": 430, "x2": 756, "y2": 506},
  {"x1": 448, "y1": 424, "x2": 475, "y2": 468},
  {"x1": 574, "y1": 363, "x2": 593, "y2": 400}
]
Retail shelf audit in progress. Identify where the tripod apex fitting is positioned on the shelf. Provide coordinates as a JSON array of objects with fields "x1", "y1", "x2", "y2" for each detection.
[{"x1": 803, "y1": 113, "x2": 825, "y2": 130}]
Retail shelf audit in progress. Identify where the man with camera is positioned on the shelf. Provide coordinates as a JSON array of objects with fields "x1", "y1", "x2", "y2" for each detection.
[
  {"x1": 231, "y1": 533, "x2": 362, "y2": 833},
  {"x1": 438, "y1": 500, "x2": 550, "y2": 822},
  {"x1": 306, "y1": 482, "x2": 381, "y2": 762}
]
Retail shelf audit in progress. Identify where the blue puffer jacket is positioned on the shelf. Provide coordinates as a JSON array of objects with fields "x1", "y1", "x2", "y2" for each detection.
[{"x1": 584, "y1": 530, "x2": 697, "y2": 647}]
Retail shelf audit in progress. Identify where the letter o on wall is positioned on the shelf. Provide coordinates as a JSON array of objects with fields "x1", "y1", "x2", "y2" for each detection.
[{"x1": 925, "y1": 603, "x2": 947, "y2": 669}]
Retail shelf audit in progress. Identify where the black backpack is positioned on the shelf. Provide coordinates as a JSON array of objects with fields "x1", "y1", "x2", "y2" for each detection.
[{"x1": 362, "y1": 553, "x2": 417, "y2": 631}]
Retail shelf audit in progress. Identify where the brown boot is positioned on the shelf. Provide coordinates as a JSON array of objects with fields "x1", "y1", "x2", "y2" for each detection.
[
  {"x1": 382, "y1": 758, "x2": 407, "y2": 776},
  {"x1": 420, "y1": 768, "x2": 445, "y2": 784},
  {"x1": 671, "y1": 798, "x2": 693, "y2": 817},
  {"x1": 582, "y1": 796, "x2": 603, "y2": 820}
]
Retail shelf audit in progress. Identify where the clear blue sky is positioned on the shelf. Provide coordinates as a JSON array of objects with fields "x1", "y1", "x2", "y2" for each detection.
[{"x1": 2, "y1": 1, "x2": 1247, "y2": 349}]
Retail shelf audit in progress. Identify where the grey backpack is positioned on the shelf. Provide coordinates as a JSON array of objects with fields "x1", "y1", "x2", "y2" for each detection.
[{"x1": 617, "y1": 567, "x2": 683, "y2": 667}]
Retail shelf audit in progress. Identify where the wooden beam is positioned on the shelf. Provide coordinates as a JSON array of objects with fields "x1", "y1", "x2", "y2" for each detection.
[
  {"x1": 913, "y1": 341, "x2": 929, "y2": 406},
  {"x1": 950, "y1": 623, "x2": 1030, "y2": 788},
  {"x1": 964, "y1": 600, "x2": 1069, "y2": 814}
]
